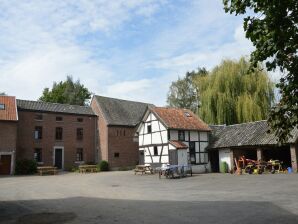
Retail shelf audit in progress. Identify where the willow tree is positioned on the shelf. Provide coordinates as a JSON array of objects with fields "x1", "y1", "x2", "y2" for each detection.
[{"x1": 193, "y1": 58, "x2": 275, "y2": 125}]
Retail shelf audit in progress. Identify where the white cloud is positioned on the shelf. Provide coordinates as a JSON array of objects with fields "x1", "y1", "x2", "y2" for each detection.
[{"x1": 0, "y1": 44, "x2": 113, "y2": 100}]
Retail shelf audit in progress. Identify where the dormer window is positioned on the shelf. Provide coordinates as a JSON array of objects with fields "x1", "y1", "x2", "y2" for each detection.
[
  {"x1": 184, "y1": 112, "x2": 191, "y2": 117},
  {"x1": 0, "y1": 103, "x2": 5, "y2": 110}
]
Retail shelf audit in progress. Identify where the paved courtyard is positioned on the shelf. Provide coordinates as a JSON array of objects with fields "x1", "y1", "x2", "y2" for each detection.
[{"x1": 0, "y1": 171, "x2": 298, "y2": 224}]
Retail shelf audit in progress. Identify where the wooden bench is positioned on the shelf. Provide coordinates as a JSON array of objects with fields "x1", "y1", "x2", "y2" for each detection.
[
  {"x1": 79, "y1": 165, "x2": 98, "y2": 173},
  {"x1": 37, "y1": 166, "x2": 58, "y2": 176},
  {"x1": 134, "y1": 165, "x2": 153, "y2": 175}
]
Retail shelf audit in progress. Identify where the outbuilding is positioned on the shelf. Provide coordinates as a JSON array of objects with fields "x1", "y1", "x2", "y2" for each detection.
[{"x1": 208, "y1": 121, "x2": 298, "y2": 173}]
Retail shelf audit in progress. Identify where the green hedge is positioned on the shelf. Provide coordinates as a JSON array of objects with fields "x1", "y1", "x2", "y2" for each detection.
[
  {"x1": 98, "y1": 160, "x2": 109, "y2": 171},
  {"x1": 220, "y1": 161, "x2": 228, "y2": 173},
  {"x1": 15, "y1": 159, "x2": 37, "y2": 175}
]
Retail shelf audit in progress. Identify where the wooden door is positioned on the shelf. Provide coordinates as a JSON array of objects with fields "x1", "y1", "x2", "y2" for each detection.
[
  {"x1": 169, "y1": 150, "x2": 178, "y2": 165},
  {"x1": 139, "y1": 150, "x2": 144, "y2": 165},
  {"x1": 0, "y1": 155, "x2": 11, "y2": 175},
  {"x1": 54, "y1": 148, "x2": 63, "y2": 169}
]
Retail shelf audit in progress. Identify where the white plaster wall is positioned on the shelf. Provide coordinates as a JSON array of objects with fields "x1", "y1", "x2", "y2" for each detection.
[
  {"x1": 152, "y1": 132, "x2": 162, "y2": 144},
  {"x1": 185, "y1": 131, "x2": 189, "y2": 140},
  {"x1": 143, "y1": 134, "x2": 151, "y2": 145},
  {"x1": 161, "y1": 131, "x2": 168, "y2": 143},
  {"x1": 151, "y1": 120, "x2": 159, "y2": 132},
  {"x1": 200, "y1": 132, "x2": 208, "y2": 141},
  {"x1": 170, "y1": 130, "x2": 178, "y2": 140},
  {"x1": 190, "y1": 131, "x2": 198, "y2": 141},
  {"x1": 169, "y1": 144, "x2": 175, "y2": 150},
  {"x1": 219, "y1": 149, "x2": 231, "y2": 172}
]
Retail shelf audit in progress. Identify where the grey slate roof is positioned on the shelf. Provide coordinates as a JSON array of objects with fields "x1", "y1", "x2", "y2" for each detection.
[
  {"x1": 17, "y1": 99, "x2": 95, "y2": 116},
  {"x1": 209, "y1": 120, "x2": 298, "y2": 149},
  {"x1": 93, "y1": 95, "x2": 154, "y2": 126}
]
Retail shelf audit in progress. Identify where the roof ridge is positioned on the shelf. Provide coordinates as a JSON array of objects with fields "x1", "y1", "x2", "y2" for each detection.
[
  {"x1": 225, "y1": 120, "x2": 267, "y2": 127},
  {"x1": 94, "y1": 95, "x2": 152, "y2": 105},
  {"x1": 16, "y1": 99, "x2": 90, "y2": 108}
]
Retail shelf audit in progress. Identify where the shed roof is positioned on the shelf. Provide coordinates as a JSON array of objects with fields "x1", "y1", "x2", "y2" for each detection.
[
  {"x1": 93, "y1": 95, "x2": 154, "y2": 126},
  {"x1": 17, "y1": 99, "x2": 95, "y2": 116},
  {"x1": 151, "y1": 107, "x2": 211, "y2": 131},
  {"x1": 209, "y1": 120, "x2": 298, "y2": 149},
  {"x1": 0, "y1": 96, "x2": 18, "y2": 121},
  {"x1": 169, "y1": 140, "x2": 188, "y2": 149}
]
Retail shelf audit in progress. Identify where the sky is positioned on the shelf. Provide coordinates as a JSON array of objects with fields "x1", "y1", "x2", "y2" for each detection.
[{"x1": 0, "y1": 0, "x2": 279, "y2": 106}]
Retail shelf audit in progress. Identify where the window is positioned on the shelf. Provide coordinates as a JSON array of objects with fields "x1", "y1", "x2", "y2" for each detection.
[
  {"x1": 154, "y1": 146, "x2": 158, "y2": 156},
  {"x1": 187, "y1": 136, "x2": 209, "y2": 165},
  {"x1": 189, "y1": 142, "x2": 196, "y2": 164},
  {"x1": 76, "y1": 148, "x2": 83, "y2": 161},
  {"x1": 34, "y1": 126, "x2": 42, "y2": 139},
  {"x1": 178, "y1": 130, "x2": 185, "y2": 141},
  {"x1": 34, "y1": 148, "x2": 42, "y2": 162},
  {"x1": 77, "y1": 128, "x2": 83, "y2": 140},
  {"x1": 168, "y1": 131, "x2": 171, "y2": 140},
  {"x1": 114, "y1": 152, "x2": 119, "y2": 158},
  {"x1": 56, "y1": 116, "x2": 63, "y2": 121},
  {"x1": 0, "y1": 103, "x2": 5, "y2": 110},
  {"x1": 77, "y1": 118, "x2": 83, "y2": 122},
  {"x1": 35, "y1": 114, "x2": 43, "y2": 120},
  {"x1": 55, "y1": 127, "x2": 63, "y2": 140},
  {"x1": 147, "y1": 124, "x2": 152, "y2": 133}
]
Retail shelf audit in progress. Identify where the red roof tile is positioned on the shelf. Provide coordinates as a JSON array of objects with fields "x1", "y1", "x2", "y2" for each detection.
[
  {"x1": 152, "y1": 107, "x2": 211, "y2": 131},
  {"x1": 0, "y1": 96, "x2": 18, "y2": 121},
  {"x1": 169, "y1": 140, "x2": 188, "y2": 149}
]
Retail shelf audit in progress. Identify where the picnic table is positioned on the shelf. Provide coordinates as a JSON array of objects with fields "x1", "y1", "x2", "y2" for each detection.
[
  {"x1": 37, "y1": 166, "x2": 58, "y2": 176},
  {"x1": 134, "y1": 165, "x2": 153, "y2": 175},
  {"x1": 79, "y1": 165, "x2": 98, "y2": 173},
  {"x1": 158, "y1": 164, "x2": 192, "y2": 179}
]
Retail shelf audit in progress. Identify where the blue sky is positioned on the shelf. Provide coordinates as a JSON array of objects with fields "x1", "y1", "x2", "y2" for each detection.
[{"x1": 0, "y1": 0, "x2": 275, "y2": 105}]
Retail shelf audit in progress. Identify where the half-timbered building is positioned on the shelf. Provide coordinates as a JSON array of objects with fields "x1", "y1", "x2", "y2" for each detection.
[{"x1": 136, "y1": 107, "x2": 211, "y2": 173}]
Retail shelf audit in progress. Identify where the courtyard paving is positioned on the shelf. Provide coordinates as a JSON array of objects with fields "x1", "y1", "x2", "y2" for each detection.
[{"x1": 0, "y1": 171, "x2": 298, "y2": 224}]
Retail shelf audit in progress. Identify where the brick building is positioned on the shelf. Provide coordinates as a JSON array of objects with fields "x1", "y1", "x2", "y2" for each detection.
[
  {"x1": 0, "y1": 96, "x2": 18, "y2": 175},
  {"x1": 91, "y1": 95, "x2": 153, "y2": 170},
  {"x1": 16, "y1": 100, "x2": 97, "y2": 170}
]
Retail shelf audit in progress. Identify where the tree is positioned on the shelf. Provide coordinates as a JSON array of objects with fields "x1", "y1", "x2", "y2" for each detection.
[
  {"x1": 39, "y1": 76, "x2": 91, "y2": 106},
  {"x1": 0, "y1": 92, "x2": 6, "y2": 96},
  {"x1": 223, "y1": 0, "x2": 298, "y2": 142},
  {"x1": 167, "y1": 67, "x2": 207, "y2": 112},
  {"x1": 193, "y1": 58, "x2": 274, "y2": 125}
]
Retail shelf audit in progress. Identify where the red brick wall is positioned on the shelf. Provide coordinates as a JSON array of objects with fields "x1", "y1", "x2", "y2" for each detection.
[
  {"x1": 108, "y1": 126, "x2": 139, "y2": 168},
  {"x1": 16, "y1": 111, "x2": 97, "y2": 170},
  {"x1": 90, "y1": 99, "x2": 108, "y2": 162},
  {"x1": 91, "y1": 99, "x2": 139, "y2": 169},
  {"x1": 0, "y1": 121, "x2": 17, "y2": 152}
]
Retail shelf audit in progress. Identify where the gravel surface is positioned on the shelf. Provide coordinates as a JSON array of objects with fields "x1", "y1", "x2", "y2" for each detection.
[{"x1": 0, "y1": 172, "x2": 298, "y2": 223}]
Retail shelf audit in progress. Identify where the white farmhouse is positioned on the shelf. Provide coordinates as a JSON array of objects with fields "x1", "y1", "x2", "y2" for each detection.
[{"x1": 136, "y1": 107, "x2": 211, "y2": 173}]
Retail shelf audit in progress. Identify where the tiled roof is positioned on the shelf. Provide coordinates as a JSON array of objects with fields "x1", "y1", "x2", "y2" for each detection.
[
  {"x1": 93, "y1": 95, "x2": 154, "y2": 126},
  {"x1": 209, "y1": 120, "x2": 298, "y2": 149},
  {"x1": 169, "y1": 140, "x2": 188, "y2": 149},
  {"x1": 17, "y1": 99, "x2": 95, "y2": 116},
  {"x1": 152, "y1": 107, "x2": 211, "y2": 131},
  {"x1": 0, "y1": 96, "x2": 18, "y2": 121}
]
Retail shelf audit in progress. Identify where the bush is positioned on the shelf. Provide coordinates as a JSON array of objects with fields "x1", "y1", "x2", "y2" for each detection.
[
  {"x1": 220, "y1": 161, "x2": 228, "y2": 173},
  {"x1": 98, "y1": 160, "x2": 109, "y2": 171},
  {"x1": 15, "y1": 159, "x2": 37, "y2": 175}
]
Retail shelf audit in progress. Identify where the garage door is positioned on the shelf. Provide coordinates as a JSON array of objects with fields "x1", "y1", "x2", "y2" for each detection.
[{"x1": 0, "y1": 155, "x2": 11, "y2": 175}]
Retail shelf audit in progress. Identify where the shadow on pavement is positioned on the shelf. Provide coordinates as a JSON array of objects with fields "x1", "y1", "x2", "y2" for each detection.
[{"x1": 1, "y1": 197, "x2": 297, "y2": 224}]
